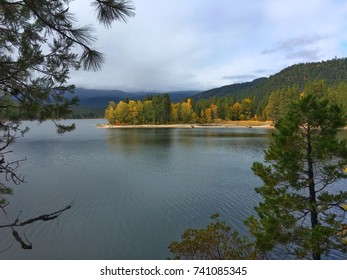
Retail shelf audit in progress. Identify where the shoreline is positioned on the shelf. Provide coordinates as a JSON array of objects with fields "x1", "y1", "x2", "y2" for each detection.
[{"x1": 97, "y1": 122, "x2": 275, "y2": 129}]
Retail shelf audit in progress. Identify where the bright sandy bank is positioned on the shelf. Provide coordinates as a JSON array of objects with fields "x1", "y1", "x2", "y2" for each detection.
[{"x1": 97, "y1": 121, "x2": 275, "y2": 129}]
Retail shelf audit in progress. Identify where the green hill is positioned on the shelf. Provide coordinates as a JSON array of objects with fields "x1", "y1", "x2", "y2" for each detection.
[{"x1": 194, "y1": 58, "x2": 347, "y2": 115}]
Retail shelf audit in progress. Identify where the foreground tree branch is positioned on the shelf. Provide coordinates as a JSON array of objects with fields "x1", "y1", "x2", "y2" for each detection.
[
  {"x1": 0, "y1": 204, "x2": 72, "y2": 229},
  {"x1": 0, "y1": 203, "x2": 72, "y2": 250}
]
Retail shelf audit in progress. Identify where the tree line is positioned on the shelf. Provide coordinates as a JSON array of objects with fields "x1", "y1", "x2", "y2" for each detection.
[
  {"x1": 104, "y1": 80, "x2": 347, "y2": 125},
  {"x1": 104, "y1": 94, "x2": 256, "y2": 125}
]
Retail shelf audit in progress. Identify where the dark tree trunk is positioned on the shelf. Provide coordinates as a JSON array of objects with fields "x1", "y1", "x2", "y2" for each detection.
[{"x1": 306, "y1": 125, "x2": 321, "y2": 260}]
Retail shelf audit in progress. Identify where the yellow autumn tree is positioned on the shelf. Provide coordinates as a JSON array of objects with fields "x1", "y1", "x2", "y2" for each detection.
[
  {"x1": 128, "y1": 100, "x2": 143, "y2": 124},
  {"x1": 199, "y1": 110, "x2": 206, "y2": 123},
  {"x1": 114, "y1": 101, "x2": 129, "y2": 124},
  {"x1": 170, "y1": 103, "x2": 180, "y2": 124},
  {"x1": 210, "y1": 103, "x2": 218, "y2": 121},
  {"x1": 230, "y1": 102, "x2": 242, "y2": 120},
  {"x1": 105, "y1": 101, "x2": 117, "y2": 124},
  {"x1": 205, "y1": 108, "x2": 212, "y2": 123},
  {"x1": 180, "y1": 99, "x2": 193, "y2": 123}
]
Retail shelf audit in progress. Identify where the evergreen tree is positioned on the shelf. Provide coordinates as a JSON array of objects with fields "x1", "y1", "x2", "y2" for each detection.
[
  {"x1": 265, "y1": 86, "x2": 300, "y2": 123},
  {"x1": 160, "y1": 93, "x2": 171, "y2": 124},
  {"x1": 327, "y1": 82, "x2": 347, "y2": 110},
  {"x1": 246, "y1": 94, "x2": 347, "y2": 259},
  {"x1": 264, "y1": 89, "x2": 281, "y2": 123},
  {"x1": 151, "y1": 95, "x2": 162, "y2": 124},
  {"x1": 143, "y1": 100, "x2": 154, "y2": 124}
]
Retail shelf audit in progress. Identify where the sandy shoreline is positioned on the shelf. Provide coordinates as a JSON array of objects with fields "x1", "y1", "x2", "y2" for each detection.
[{"x1": 97, "y1": 123, "x2": 275, "y2": 129}]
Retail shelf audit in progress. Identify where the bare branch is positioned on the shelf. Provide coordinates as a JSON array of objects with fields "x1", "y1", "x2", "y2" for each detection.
[
  {"x1": 0, "y1": 203, "x2": 72, "y2": 229},
  {"x1": 0, "y1": 203, "x2": 72, "y2": 250}
]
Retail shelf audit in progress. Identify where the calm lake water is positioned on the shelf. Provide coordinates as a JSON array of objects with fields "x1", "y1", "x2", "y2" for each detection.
[{"x1": 0, "y1": 119, "x2": 345, "y2": 259}]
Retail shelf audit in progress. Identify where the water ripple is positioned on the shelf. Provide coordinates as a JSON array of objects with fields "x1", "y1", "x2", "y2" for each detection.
[{"x1": 2, "y1": 122, "x2": 344, "y2": 259}]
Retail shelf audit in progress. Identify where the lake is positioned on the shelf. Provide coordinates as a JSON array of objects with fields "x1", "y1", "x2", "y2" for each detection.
[{"x1": 0, "y1": 119, "x2": 344, "y2": 259}]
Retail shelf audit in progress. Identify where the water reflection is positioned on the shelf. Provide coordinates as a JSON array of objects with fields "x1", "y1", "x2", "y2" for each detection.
[
  {"x1": 106, "y1": 128, "x2": 174, "y2": 150},
  {"x1": 106, "y1": 127, "x2": 273, "y2": 146}
]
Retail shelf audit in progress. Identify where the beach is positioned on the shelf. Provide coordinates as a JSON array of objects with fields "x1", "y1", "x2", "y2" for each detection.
[{"x1": 97, "y1": 122, "x2": 275, "y2": 129}]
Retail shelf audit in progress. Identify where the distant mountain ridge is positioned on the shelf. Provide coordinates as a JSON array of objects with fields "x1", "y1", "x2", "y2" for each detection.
[
  {"x1": 74, "y1": 88, "x2": 132, "y2": 100},
  {"x1": 75, "y1": 88, "x2": 201, "y2": 103}
]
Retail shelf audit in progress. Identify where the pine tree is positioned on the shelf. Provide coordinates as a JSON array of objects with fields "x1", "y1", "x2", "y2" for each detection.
[
  {"x1": 246, "y1": 94, "x2": 347, "y2": 259},
  {"x1": 160, "y1": 93, "x2": 171, "y2": 124}
]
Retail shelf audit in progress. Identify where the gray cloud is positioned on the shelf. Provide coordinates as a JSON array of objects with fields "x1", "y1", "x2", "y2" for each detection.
[
  {"x1": 67, "y1": 0, "x2": 347, "y2": 91},
  {"x1": 254, "y1": 69, "x2": 269, "y2": 74},
  {"x1": 262, "y1": 34, "x2": 326, "y2": 60},
  {"x1": 286, "y1": 49, "x2": 321, "y2": 60},
  {"x1": 223, "y1": 74, "x2": 258, "y2": 81},
  {"x1": 262, "y1": 34, "x2": 326, "y2": 54}
]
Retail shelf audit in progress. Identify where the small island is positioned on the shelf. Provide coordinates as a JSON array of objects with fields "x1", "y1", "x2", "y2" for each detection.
[{"x1": 102, "y1": 93, "x2": 276, "y2": 129}]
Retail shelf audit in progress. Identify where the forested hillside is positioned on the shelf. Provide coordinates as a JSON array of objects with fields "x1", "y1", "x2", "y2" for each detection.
[
  {"x1": 105, "y1": 80, "x2": 346, "y2": 125},
  {"x1": 195, "y1": 58, "x2": 347, "y2": 116}
]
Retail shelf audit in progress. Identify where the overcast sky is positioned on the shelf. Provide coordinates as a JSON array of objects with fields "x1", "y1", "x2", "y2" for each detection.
[{"x1": 68, "y1": 0, "x2": 347, "y2": 92}]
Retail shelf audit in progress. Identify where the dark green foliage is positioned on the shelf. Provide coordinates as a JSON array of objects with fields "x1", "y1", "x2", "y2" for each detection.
[
  {"x1": 246, "y1": 91, "x2": 347, "y2": 259},
  {"x1": 265, "y1": 85, "x2": 300, "y2": 123},
  {"x1": 169, "y1": 214, "x2": 261, "y2": 260},
  {"x1": 327, "y1": 82, "x2": 347, "y2": 110},
  {"x1": 160, "y1": 94, "x2": 171, "y2": 124},
  {"x1": 192, "y1": 96, "x2": 235, "y2": 120},
  {"x1": 151, "y1": 94, "x2": 171, "y2": 124}
]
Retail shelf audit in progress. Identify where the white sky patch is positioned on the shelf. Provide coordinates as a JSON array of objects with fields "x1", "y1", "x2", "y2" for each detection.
[{"x1": 68, "y1": 0, "x2": 347, "y2": 92}]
